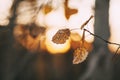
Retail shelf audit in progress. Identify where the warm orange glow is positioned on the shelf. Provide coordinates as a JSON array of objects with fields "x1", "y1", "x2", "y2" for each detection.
[
  {"x1": 14, "y1": 0, "x2": 95, "y2": 54},
  {"x1": 43, "y1": 0, "x2": 95, "y2": 54},
  {"x1": 45, "y1": 28, "x2": 71, "y2": 54},
  {"x1": 108, "y1": 0, "x2": 120, "y2": 53},
  {"x1": 70, "y1": 33, "x2": 93, "y2": 52},
  {"x1": 13, "y1": 25, "x2": 46, "y2": 52}
]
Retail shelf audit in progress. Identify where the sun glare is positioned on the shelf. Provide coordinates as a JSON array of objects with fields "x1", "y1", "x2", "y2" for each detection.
[
  {"x1": 0, "y1": 0, "x2": 13, "y2": 26},
  {"x1": 45, "y1": 28, "x2": 71, "y2": 54},
  {"x1": 14, "y1": 0, "x2": 95, "y2": 54},
  {"x1": 108, "y1": 0, "x2": 120, "y2": 53},
  {"x1": 43, "y1": 0, "x2": 95, "y2": 54}
]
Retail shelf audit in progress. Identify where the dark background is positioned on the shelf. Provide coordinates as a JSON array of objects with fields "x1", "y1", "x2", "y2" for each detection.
[{"x1": 1, "y1": 0, "x2": 120, "y2": 80}]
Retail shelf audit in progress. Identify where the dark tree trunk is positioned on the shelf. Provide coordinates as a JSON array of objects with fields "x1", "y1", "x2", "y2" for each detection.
[{"x1": 79, "y1": 0, "x2": 114, "y2": 80}]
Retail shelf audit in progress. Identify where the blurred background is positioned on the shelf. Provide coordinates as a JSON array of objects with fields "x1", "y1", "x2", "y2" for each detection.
[{"x1": 1, "y1": 0, "x2": 120, "y2": 80}]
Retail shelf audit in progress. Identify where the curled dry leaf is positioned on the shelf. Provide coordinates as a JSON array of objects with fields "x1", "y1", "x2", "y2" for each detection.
[
  {"x1": 73, "y1": 47, "x2": 88, "y2": 64},
  {"x1": 52, "y1": 28, "x2": 70, "y2": 44},
  {"x1": 80, "y1": 15, "x2": 94, "y2": 29}
]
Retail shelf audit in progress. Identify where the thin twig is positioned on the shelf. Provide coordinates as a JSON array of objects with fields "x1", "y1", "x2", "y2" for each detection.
[
  {"x1": 70, "y1": 28, "x2": 120, "y2": 47},
  {"x1": 113, "y1": 46, "x2": 120, "y2": 58},
  {"x1": 83, "y1": 28, "x2": 120, "y2": 62},
  {"x1": 84, "y1": 28, "x2": 120, "y2": 46},
  {"x1": 112, "y1": 45, "x2": 120, "y2": 63},
  {"x1": 81, "y1": 29, "x2": 85, "y2": 47}
]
